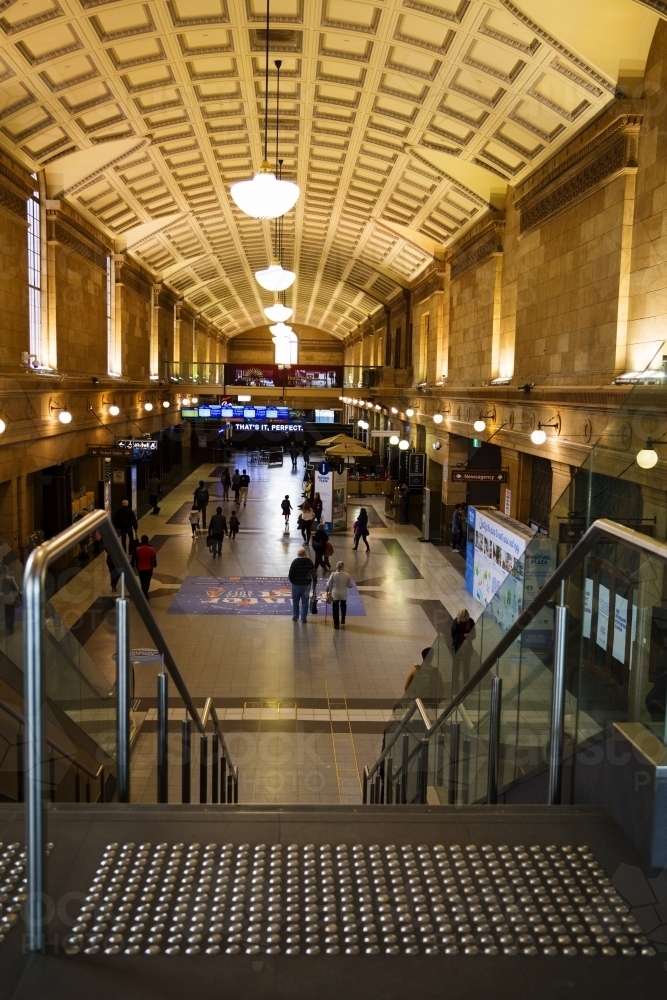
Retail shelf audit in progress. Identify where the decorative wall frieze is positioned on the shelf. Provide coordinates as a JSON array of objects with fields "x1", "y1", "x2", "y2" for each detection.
[
  {"x1": 0, "y1": 182, "x2": 26, "y2": 221},
  {"x1": 114, "y1": 255, "x2": 152, "y2": 298},
  {"x1": 412, "y1": 264, "x2": 446, "y2": 304},
  {"x1": 46, "y1": 200, "x2": 111, "y2": 271},
  {"x1": 449, "y1": 218, "x2": 505, "y2": 281},
  {"x1": 516, "y1": 111, "x2": 643, "y2": 236},
  {"x1": 632, "y1": 1, "x2": 667, "y2": 18}
]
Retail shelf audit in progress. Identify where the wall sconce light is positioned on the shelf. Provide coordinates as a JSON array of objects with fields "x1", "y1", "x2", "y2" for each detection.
[
  {"x1": 432, "y1": 439, "x2": 441, "y2": 450},
  {"x1": 182, "y1": 396, "x2": 191, "y2": 407},
  {"x1": 140, "y1": 397, "x2": 154, "y2": 412},
  {"x1": 162, "y1": 398, "x2": 171, "y2": 409},
  {"x1": 405, "y1": 408, "x2": 415, "y2": 418},
  {"x1": 358, "y1": 419, "x2": 369, "y2": 430},
  {"x1": 191, "y1": 396, "x2": 199, "y2": 404},
  {"x1": 104, "y1": 397, "x2": 120, "y2": 417},
  {"x1": 531, "y1": 416, "x2": 560, "y2": 446},
  {"x1": 637, "y1": 438, "x2": 659, "y2": 469},
  {"x1": 391, "y1": 406, "x2": 398, "y2": 415},
  {"x1": 398, "y1": 439, "x2": 410, "y2": 451},
  {"x1": 433, "y1": 412, "x2": 444, "y2": 424},
  {"x1": 389, "y1": 434, "x2": 400, "y2": 446},
  {"x1": 473, "y1": 408, "x2": 496, "y2": 433},
  {"x1": 0, "y1": 414, "x2": 6, "y2": 434},
  {"x1": 50, "y1": 399, "x2": 72, "y2": 424}
]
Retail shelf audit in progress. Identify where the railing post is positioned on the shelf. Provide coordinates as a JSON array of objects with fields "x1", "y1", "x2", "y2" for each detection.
[
  {"x1": 233, "y1": 767, "x2": 238, "y2": 803},
  {"x1": 548, "y1": 591, "x2": 569, "y2": 805},
  {"x1": 487, "y1": 675, "x2": 502, "y2": 805},
  {"x1": 211, "y1": 734, "x2": 219, "y2": 804},
  {"x1": 462, "y1": 736, "x2": 470, "y2": 804},
  {"x1": 369, "y1": 776, "x2": 375, "y2": 804},
  {"x1": 386, "y1": 758, "x2": 393, "y2": 804},
  {"x1": 220, "y1": 755, "x2": 227, "y2": 803},
  {"x1": 227, "y1": 772, "x2": 233, "y2": 804},
  {"x1": 362, "y1": 765, "x2": 369, "y2": 804},
  {"x1": 448, "y1": 721, "x2": 460, "y2": 806},
  {"x1": 400, "y1": 732, "x2": 409, "y2": 804},
  {"x1": 374, "y1": 773, "x2": 382, "y2": 804},
  {"x1": 17, "y1": 727, "x2": 23, "y2": 803},
  {"x1": 99, "y1": 767, "x2": 105, "y2": 804},
  {"x1": 181, "y1": 715, "x2": 191, "y2": 803},
  {"x1": 24, "y1": 551, "x2": 45, "y2": 951},
  {"x1": 200, "y1": 734, "x2": 208, "y2": 804},
  {"x1": 417, "y1": 738, "x2": 429, "y2": 804},
  {"x1": 157, "y1": 667, "x2": 169, "y2": 803},
  {"x1": 116, "y1": 578, "x2": 130, "y2": 803}
]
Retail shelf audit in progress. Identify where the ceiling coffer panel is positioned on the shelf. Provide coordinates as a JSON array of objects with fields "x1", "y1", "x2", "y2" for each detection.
[{"x1": 0, "y1": 0, "x2": 618, "y2": 337}]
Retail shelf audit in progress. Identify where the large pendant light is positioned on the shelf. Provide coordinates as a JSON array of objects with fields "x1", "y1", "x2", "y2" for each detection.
[
  {"x1": 256, "y1": 260, "x2": 295, "y2": 291},
  {"x1": 264, "y1": 301, "x2": 293, "y2": 322},
  {"x1": 269, "y1": 322, "x2": 293, "y2": 337},
  {"x1": 230, "y1": 0, "x2": 299, "y2": 219}
]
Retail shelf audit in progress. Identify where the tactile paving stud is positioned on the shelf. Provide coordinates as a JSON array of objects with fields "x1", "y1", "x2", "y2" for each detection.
[{"x1": 62, "y1": 841, "x2": 659, "y2": 961}]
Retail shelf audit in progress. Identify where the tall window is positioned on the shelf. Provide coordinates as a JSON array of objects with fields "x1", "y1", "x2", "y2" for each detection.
[
  {"x1": 106, "y1": 255, "x2": 113, "y2": 371},
  {"x1": 27, "y1": 193, "x2": 41, "y2": 360}
]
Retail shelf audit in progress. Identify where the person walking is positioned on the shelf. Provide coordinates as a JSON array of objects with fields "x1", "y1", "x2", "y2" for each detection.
[
  {"x1": 239, "y1": 469, "x2": 250, "y2": 507},
  {"x1": 221, "y1": 468, "x2": 231, "y2": 502},
  {"x1": 106, "y1": 551, "x2": 120, "y2": 592},
  {"x1": 311, "y1": 492, "x2": 323, "y2": 525},
  {"x1": 188, "y1": 505, "x2": 200, "y2": 538},
  {"x1": 299, "y1": 500, "x2": 315, "y2": 545},
  {"x1": 451, "y1": 609, "x2": 475, "y2": 694},
  {"x1": 0, "y1": 564, "x2": 19, "y2": 635},
  {"x1": 134, "y1": 535, "x2": 157, "y2": 600},
  {"x1": 352, "y1": 507, "x2": 370, "y2": 552},
  {"x1": 113, "y1": 500, "x2": 138, "y2": 553},
  {"x1": 400, "y1": 484, "x2": 410, "y2": 525},
  {"x1": 326, "y1": 560, "x2": 353, "y2": 630},
  {"x1": 231, "y1": 469, "x2": 241, "y2": 504},
  {"x1": 289, "y1": 444, "x2": 298, "y2": 470},
  {"x1": 288, "y1": 547, "x2": 316, "y2": 622},
  {"x1": 147, "y1": 472, "x2": 162, "y2": 515},
  {"x1": 311, "y1": 522, "x2": 330, "y2": 575},
  {"x1": 194, "y1": 480, "x2": 210, "y2": 529},
  {"x1": 450, "y1": 504, "x2": 462, "y2": 549},
  {"x1": 208, "y1": 506, "x2": 227, "y2": 557},
  {"x1": 229, "y1": 510, "x2": 240, "y2": 539},
  {"x1": 281, "y1": 495, "x2": 292, "y2": 531}
]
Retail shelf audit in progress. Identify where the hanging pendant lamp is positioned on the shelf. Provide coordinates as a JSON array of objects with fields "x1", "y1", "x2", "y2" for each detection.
[
  {"x1": 269, "y1": 322, "x2": 293, "y2": 337},
  {"x1": 264, "y1": 301, "x2": 293, "y2": 322},
  {"x1": 230, "y1": 0, "x2": 299, "y2": 219},
  {"x1": 255, "y1": 260, "x2": 296, "y2": 291}
]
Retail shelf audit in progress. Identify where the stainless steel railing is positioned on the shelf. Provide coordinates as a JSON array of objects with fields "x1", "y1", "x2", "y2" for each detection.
[
  {"x1": 23, "y1": 510, "x2": 238, "y2": 950},
  {"x1": 363, "y1": 518, "x2": 667, "y2": 805}
]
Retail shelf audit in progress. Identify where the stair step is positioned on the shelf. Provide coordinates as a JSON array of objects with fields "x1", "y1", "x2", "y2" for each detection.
[{"x1": 0, "y1": 804, "x2": 664, "y2": 999}]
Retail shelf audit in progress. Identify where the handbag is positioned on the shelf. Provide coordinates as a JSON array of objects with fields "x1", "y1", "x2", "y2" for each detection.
[
  {"x1": 309, "y1": 593, "x2": 318, "y2": 614},
  {"x1": 324, "y1": 541, "x2": 334, "y2": 556},
  {"x1": 325, "y1": 592, "x2": 333, "y2": 604}
]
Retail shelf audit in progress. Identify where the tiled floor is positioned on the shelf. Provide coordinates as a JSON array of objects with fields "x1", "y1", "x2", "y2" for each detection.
[{"x1": 48, "y1": 454, "x2": 483, "y2": 805}]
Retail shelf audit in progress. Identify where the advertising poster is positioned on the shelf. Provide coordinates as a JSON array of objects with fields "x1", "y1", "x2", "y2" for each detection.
[
  {"x1": 521, "y1": 535, "x2": 557, "y2": 646},
  {"x1": 465, "y1": 508, "x2": 535, "y2": 634},
  {"x1": 315, "y1": 465, "x2": 333, "y2": 530},
  {"x1": 332, "y1": 467, "x2": 348, "y2": 532},
  {"x1": 596, "y1": 584, "x2": 610, "y2": 650},
  {"x1": 583, "y1": 578, "x2": 593, "y2": 639},
  {"x1": 612, "y1": 593, "x2": 628, "y2": 662}
]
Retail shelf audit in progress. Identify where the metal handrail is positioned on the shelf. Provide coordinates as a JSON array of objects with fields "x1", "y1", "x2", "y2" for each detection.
[
  {"x1": 202, "y1": 697, "x2": 236, "y2": 771},
  {"x1": 366, "y1": 518, "x2": 667, "y2": 785},
  {"x1": 23, "y1": 510, "x2": 238, "y2": 950}
]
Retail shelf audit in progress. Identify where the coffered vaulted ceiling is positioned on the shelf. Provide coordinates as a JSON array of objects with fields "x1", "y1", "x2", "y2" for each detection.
[{"x1": 0, "y1": 0, "x2": 658, "y2": 338}]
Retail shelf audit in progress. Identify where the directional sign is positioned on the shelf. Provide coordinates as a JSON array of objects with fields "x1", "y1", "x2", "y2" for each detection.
[
  {"x1": 408, "y1": 452, "x2": 426, "y2": 488},
  {"x1": 451, "y1": 469, "x2": 507, "y2": 483}
]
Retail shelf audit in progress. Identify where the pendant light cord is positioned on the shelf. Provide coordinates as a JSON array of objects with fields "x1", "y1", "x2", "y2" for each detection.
[{"x1": 263, "y1": 0, "x2": 270, "y2": 163}]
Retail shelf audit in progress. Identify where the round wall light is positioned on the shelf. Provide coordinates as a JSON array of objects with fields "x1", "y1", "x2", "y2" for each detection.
[
  {"x1": 637, "y1": 443, "x2": 659, "y2": 469},
  {"x1": 389, "y1": 435, "x2": 400, "y2": 446},
  {"x1": 473, "y1": 419, "x2": 486, "y2": 433},
  {"x1": 531, "y1": 428, "x2": 547, "y2": 446},
  {"x1": 398, "y1": 439, "x2": 409, "y2": 451},
  {"x1": 108, "y1": 404, "x2": 120, "y2": 417},
  {"x1": 433, "y1": 413, "x2": 443, "y2": 424},
  {"x1": 405, "y1": 408, "x2": 414, "y2": 418}
]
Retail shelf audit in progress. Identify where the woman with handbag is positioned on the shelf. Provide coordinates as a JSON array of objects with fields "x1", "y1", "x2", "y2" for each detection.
[
  {"x1": 326, "y1": 560, "x2": 354, "y2": 630},
  {"x1": 134, "y1": 535, "x2": 157, "y2": 600},
  {"x1": 299, "y1": 500, "x2": 315, "y2": 545}
]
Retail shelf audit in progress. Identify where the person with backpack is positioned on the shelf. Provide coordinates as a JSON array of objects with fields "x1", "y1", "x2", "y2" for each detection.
[
  {"x1": 231, "y1": 468, "x2": 242, "y2": 503},
  {"x1": 188, "y1": 505, "x2": 200, "y2": 538},
  {"x1": 134, "y1": 535, "x2": 157, "y2": 600},
  {"x1": 281, "y1": 495, "x2": 292, "y2": 531},
  {"x1": 312, "y1": 523, "x2": 331, "y2": 575},
  {"x1": 207, "y1": 507, "x2": 228, "y2": 557},
  {"x1": 194, "y1": 480, "x2": 210, "y2": 528},
  {"x1": 229, "y1": 510, "x2": 240, "y2": 539},
  {"x1": 451, "y1": 504, "x2": 462, "y2": 550},
  {"x1": 352, "y1": 507, "x2": 370, "y2": 552},
  {"x1": 326, "y1": 560, "x2": 354, "y2": 630},
  {"x1": 221, "y1": 468, "x2": 231, "y2": 502},
  {"x1": 239, "y1": 469, "x2": 250, "y2": 507},
  {"x1": 288, "y1": 547, "x2": 316, "y2": 622}
]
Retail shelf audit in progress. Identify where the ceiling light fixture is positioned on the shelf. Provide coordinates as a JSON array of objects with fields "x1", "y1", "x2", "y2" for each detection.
[
  {"x1": 264, "y1": 301, "x2": 293, "y2": 323},
  {"x1": 255, "y1": 260, "x2": 296, "y2": 291},
  {"x1": 229, "y1": 1, "x2": 299, "y2": 220},
  {"x1": 269, "y1": 322, "x2": 293, "y2": 337}
]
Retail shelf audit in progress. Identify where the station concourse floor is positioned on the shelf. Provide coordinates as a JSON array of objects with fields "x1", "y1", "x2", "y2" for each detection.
[{"x1": 50, "y1": 454, "x2": 482, "y2": 806}]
